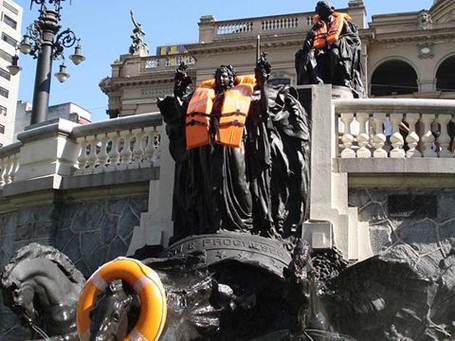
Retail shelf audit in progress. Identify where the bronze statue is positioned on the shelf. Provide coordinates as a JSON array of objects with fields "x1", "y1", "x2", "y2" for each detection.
[
  {"x1": 1, "y1": 243, "x2": 85, "y2": 340},
  {"x1": 129, "y1": 10, "x2": 149, "y2": 55},
  {"x1": 158, "y1": 55, "x2": 310, "y2": 242},
  {"x1": 295, "y1": 0, "x2": 364, "y2": 97}
]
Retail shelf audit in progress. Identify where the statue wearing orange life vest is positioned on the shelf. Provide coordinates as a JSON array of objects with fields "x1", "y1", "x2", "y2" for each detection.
[
  {"x1": 312, "y1": 11, "x2": 353, "y2": 49},
  {"x1": 158, "y1": 58, "x2": 310, "y2": 242},
  {"x1": 185, "y1": 73, "x2": 256, "y2": 150},
  {"x1": 295, "y1": 0, "x2": 364, "y2": 97}
]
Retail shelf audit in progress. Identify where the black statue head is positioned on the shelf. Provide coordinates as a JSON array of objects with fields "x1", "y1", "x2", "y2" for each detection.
[
  {"x1": 315, "y1": 1, "x2": 334, "y2": 20},
  {"x1": 214, "y1": 65, "x2": 236, "y2": 93}
]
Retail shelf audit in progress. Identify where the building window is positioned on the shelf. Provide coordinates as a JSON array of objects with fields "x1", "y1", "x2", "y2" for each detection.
[
  {"x1": 0, "y1": 48, "x2": 12, "y2": 63},
  {"x1": 3, "y1": 2, "x2": 19, "y2": 15},
  {"x1": 0, "y1": 105, "x2": 7, "y2": 116},
  {"x1": 2, "y1": 14, "x2": 17, "y2": 29},
  {"x1": 0, "y1": 124, "x2": 5, "y2": 134},
  {"x1": 1, "y1": 32, "x2": 16, "y2": 47},
  {"x1": 0, "y1": 67, "x2": 10, "y2": 81},
  {"x1": 0, "y1": 86, "x2": 9, "y2": 98}
]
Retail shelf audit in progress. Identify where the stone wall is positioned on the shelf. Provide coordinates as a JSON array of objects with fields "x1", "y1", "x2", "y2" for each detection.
[
  {"x1": 350, "y1": 188, "x2": 455, "y2": 254},
  {"x1": 0, "y1": 193, "x2": 148, "y2": 339}
]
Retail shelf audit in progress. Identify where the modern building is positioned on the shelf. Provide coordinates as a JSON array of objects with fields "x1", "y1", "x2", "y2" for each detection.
[
  {"x1": 15, "y1": 100, "x2": 92, "y2": 138},
  {"x1": 100, "y1": 0, "x2": 455, "y2": 117},
  {"x1": 0, "y1": 0, "x2": 21, "y2": 146}
]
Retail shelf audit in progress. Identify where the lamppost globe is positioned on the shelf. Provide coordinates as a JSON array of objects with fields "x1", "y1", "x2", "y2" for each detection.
[
  {"x1": 7, "y1": 55, "x2": 21, "y2": 75},
  {"x1": 19, "y1": 35, "x2": 32, "y2": 54},
  {"x1": 69, "y1": 41, "x2": 85, "y2": 65},
  {"x1": 55, "y1": 64, "x2": 70, "y2": 83}
]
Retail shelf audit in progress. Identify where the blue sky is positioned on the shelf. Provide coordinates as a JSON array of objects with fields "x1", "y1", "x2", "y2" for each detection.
[{"x1": 14, "y1": 0, "x2": 432, "y2": 121}]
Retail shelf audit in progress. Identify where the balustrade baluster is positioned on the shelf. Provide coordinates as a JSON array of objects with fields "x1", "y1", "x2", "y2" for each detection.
[
  {"x1": 356, "y1": 112, "x2": 371, "y2": 158},
  {"x1": 97, "y1": 133, "x2": 109, "y2": 170},
  {"x1": 107, "y1": 132, "x2": 121, "y2": 169},
  {"x1": 120, "y1": 130, "x2": 133, "y2": 168},
  {"x1": 11, "y1": 153, "x2": 19, "y2": 182},
  {"x1": 404, "y1": 113, "x2": 421, "y2": 158},
  {"x1": 132, "y1": 128, "x2": 145, "y2": 167},
  {"x1": 340, "y1": 113, "x2": 355, "y2": 158},
  {"x1": 437, "y1": 114, "x2": 453, "y2": 158},
  {"x1": 372, "y1": 113, "x2": 387, "y2": 158},
  {"x1": 86, "y1": 136, "x2": 98, "y2": 171},
  {"x1": 389, "y1": 113, "x2": 405, "y2": 158},
  {"x1": 420, "y1": 114, "x2": 438, "y2": 157},
  {"x1": 76, "y1": 137, "x2": 88, "y2": 174},
  {"x1": 5, "y1": 155, "x2": 13, "y2": 184},
  {"x1": 143, "y1": 128, "x2": 155, "y2": 166},
  {"x1": 151, "y1": 131, "x2": 161, "y2": 167}
]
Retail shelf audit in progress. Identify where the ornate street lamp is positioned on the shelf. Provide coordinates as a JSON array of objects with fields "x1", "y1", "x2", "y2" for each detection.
[{"x1": 12, "y1": 0, "x2": 85, "y2": 125}]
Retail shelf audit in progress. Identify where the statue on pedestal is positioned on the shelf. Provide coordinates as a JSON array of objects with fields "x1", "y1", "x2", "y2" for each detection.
[
  {"x1": 295, "y1": 0, "x2": 364, "y2": 97},
  {"x1": 158, "y1": 53, "x2": 310, "y2": 242},
  {"x1": 129, "y1": 10, "x2": 149, "y2": 56}
]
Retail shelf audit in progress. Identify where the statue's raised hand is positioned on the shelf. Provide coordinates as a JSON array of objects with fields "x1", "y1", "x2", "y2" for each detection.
[{"x1": 255, "y1": 52, "x2": 271, "y2": 89}]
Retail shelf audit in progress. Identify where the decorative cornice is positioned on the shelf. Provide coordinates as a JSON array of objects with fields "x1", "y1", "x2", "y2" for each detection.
[{"x1": 362, "y1": 27, "x2": 455, "y2": 44}]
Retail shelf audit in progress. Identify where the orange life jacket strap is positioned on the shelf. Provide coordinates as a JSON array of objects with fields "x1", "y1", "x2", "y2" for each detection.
[{"x1": 327, "y1": 12, "x2": 351, "y2": 45}]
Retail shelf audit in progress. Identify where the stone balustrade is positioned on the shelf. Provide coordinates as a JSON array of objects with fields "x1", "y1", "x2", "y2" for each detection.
[
  {"x1": 334, "y1": 98, "x2": 455, "y2": 159},
  {"x1": 0, "y1": 142, "x2": 20, "y2": 187},
  {"x1": 0, "y1": 113, "x2": 162, "y2": 189},
  {"x1": 73, "y1": 113, "x2": 162, "y2": 175},
  {"x1": 212, "y1": 13, "x2": 312, "y2": 39}
]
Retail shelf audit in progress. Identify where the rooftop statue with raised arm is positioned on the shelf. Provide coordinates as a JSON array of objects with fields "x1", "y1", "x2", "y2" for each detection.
[{"x1": 295, "y1": 0, "x2": 364, "y2": 97}]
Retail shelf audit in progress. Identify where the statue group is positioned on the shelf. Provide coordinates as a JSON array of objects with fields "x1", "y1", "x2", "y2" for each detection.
[
  {"x1": 2, "y1": 1, "x2": 455, "y2": 341},
  {"x1": 159, "y1": 55, "x2": 310, "y2": 242}
]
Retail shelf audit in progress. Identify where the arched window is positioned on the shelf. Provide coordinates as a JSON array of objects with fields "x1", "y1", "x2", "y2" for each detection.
[
  {"x1": 436, "y1": 56, "x2": 455, "y2": 92},
  {"x1": 370, "y1": 60, "x2": 418, "y2": 97}
]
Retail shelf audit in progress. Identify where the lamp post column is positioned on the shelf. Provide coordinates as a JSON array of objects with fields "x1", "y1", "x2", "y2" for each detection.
[{"x1": 31, "y1": 10, "x2": 60, "y2": 125}]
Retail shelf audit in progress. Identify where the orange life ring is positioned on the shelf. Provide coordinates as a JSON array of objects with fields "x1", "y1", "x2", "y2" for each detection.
[{"x1": 77, "y1": 257, "x2": 167, "y2": 341}]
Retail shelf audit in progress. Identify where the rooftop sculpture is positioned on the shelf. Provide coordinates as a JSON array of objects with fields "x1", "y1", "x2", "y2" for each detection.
[{"x1": 129, "y1": 10, "x2": 149, "y2": 56}]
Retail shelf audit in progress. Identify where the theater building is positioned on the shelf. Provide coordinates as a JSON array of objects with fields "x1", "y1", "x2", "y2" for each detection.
[{"x1": 100, "y1": 0, "x2": 455, "y2": 117}]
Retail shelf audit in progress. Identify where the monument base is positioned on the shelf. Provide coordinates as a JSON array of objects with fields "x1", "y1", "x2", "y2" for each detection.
[{"x1": 163, "y1": 231, "x2": 293, "y2": 278}]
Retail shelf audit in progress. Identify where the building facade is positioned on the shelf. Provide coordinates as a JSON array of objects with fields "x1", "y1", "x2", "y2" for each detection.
[
  {"x1": 0, "y1": 0, "x2": 21, "y2": 146},
  {"x1": 15, "y1": 101, "x2": 92, "y2": 139},
  {"x1": 100, "y1": 0, "x2": 455, "y2": 117}
]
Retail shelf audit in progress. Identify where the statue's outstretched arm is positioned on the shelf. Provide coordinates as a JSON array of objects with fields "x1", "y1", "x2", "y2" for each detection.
[{"x1": 130, "y1": 9, "x2": 139, "y2": 29}]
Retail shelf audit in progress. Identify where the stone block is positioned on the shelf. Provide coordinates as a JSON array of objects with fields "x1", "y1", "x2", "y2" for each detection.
[
  {"x1": 302, "y1": 221, "x2": 333, "y2": 249},
  {"x1": 369, "y1": 227, "x2": 392, "y2": 254},
  {"x1": 107, "y1": 236, "x2": 128, "y2": 262},
  {"x1": 438, "y1": 221, "x2": 455, "y2": 242},
  {"x1": 436, "y1": 192, "x2": 455, "y2": 221},
  {"x1": 397, "y1": 220, "x2": 438, "y2": 245}
]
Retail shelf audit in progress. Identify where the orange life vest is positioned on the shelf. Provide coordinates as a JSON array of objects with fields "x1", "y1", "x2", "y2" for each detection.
[
  {"x1": 186, "y1": 76, "x2": 256, "y2": 150},
  {"x1": 312, "y1": 12, "x2": 351, "y2": 49}
]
